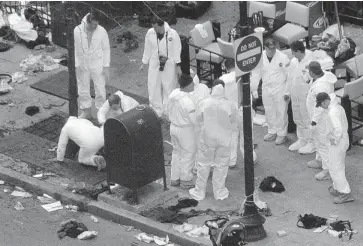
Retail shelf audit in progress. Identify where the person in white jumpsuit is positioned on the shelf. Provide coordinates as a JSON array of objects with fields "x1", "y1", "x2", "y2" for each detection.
[
  {"x1": 56, "y1": 117, "x2": 106, "y2": 171},
  {"x1": 189, "y1": 71, "x2": 210, "y2": 172},
  {"x1": 284, "y1": 41, "x2": 315, "y2": 153},
  {"x1": 189, "y1": 79, "x2": 238, "y2": 201},
  {"x1": 315, "y1": 92, "x2": 354, "y2": 204},
  {"x1": 167, "y1": 74, "x2": 197, "y2": 189},
  {"x1": 97, "y1": 90, "x2": 139, "y2": 125},
  {"x1": 305, "y1": 61, "x2": 337, "y2": 181},
  {"x1": 140, "y1": 17, "x2": 182, "y2": 117},
  {"x1": 251, "y1": 39, "x2": 290, "y2": 145},
  {"x1": 219, "y1": 58, "x2": 257, "y2": 167},
  {"x1": 74, "y1": 13, "x2": 110, "y2": 119}
]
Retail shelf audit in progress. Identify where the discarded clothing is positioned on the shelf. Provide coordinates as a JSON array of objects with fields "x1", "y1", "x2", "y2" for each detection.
[
  {"x1": 57, "y1": 219, "x2": 88, "y2": 239},
  {"x1": 142, "y1": 198, "x2": 199, "y2": 224},
  {"x1": 297, "y1": 213, "x2": 327, "y2": 229},
  {"x1": 259, "y1": 176, "x2": 285, "y2": 193}
]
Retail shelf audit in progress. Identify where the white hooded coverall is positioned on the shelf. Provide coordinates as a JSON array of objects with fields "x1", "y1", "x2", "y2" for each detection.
[
  {"x1": 167, "y1": 89, "x2": 197, "y2": 185},
  {"x1": 326, "y1": 94, "x2": 351, "y2": 194},
  {"x1": 189, "y1": 84, "x2": 237, "y2": 200},
  {"x1": 306, "y1": 71, "x2": 337, "y2": 169},
  {"x1": 285, "y1": 50, "x2": 313, "y2": 144},
  {"x1": 97, "y1": 91, "x2": 140, "y2": 125},
  {"x1": 57, "y1": 117, "x2": 104, "y2": 167},
  {"x1": 327, "y1": 93, "x2": 351, "y2": 193},
  {"x1": 74, "y1": 14, "x2": 110, "y2": 110},
  {"x1": 251, "y1": 50, "x2": 290, "y2": 137},
  {"x1": 142, "y1": 22, "x2": 181, "y2": 117},
  {"x1": 219, "y1": 71, "x2": 257, "y2": 166}
]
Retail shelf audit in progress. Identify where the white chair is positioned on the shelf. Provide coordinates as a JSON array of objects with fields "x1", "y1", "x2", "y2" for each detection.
[
  {"x1": 189, "y1": 21, "x2": 224, "y2": 84},
  {"x1": 248, "y1": 1, "x2": 276, "y2": 19},
  {"x1": 217, "y1": 38, "x2": 234, "y2": 59},
  {"x1": 272, "y1": 2, "x2": 310, "y2": 48}
]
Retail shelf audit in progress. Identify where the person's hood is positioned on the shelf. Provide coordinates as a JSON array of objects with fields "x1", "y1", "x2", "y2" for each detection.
[
  {"x1": 211, "y1": 84, "x2": 225, "y2": 99},
  {"x1": 115, "y1": 90, "x2": 125, "y2": 101},
  {"x1": 316, "y1": 71, "x2": 337, "y2": 85},
  {"x1": 169, "y1": 88, "x2": 188, "y2": 102},
  {"x1": 164, "y1": 21, "x2": 171, "y2": 33},
  {"x1": 328, "y1": 92, "x2": 339, "y2": 107},
  {"x1": 80, "y1": 13, "x2": 90, "y2": 27}
]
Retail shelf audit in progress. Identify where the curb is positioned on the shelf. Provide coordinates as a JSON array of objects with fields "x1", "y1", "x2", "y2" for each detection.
[{"x1": 0, "y1": 166, "x2": 208, "y2": 246}]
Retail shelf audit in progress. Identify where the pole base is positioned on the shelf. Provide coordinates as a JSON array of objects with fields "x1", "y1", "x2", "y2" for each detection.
[{"x1": 240, "y1": 205, "x2": 267, "y2": 242}]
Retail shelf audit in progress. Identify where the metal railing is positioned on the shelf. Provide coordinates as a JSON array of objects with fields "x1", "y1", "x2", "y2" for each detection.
[{"x1": 0, "y1": 1, "x2": 51, "y2": 27}]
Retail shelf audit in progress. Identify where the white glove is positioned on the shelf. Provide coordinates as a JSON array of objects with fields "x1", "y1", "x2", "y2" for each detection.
[{"x1": 252, "y1": 91, "x2": 258, "y2": 99}]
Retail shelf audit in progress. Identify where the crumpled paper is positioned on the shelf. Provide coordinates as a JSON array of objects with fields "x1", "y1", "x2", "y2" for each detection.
[
  {"x1": 173, "y1": 223, "x2": 209, "y2": 238},
  {"x1": 135, "y1": 233, "x2": 174, "y2": 245},
  {"x1": 20, "y1": 54, "x2": 59, "y2": 73},
  {"x1": 77, "y1": 231, "x2": 98, "y2": 240},
  {"x1": 12, "y1": 72, "x2": 28, "y2": 84}
]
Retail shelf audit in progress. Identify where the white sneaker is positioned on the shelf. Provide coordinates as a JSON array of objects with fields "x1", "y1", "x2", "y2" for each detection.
[
  {"x1": 288, "y1": 140, "x2": 306, "y2": 151},
  {"x1": 298, "y1": 142, "x2": 316, "y2": 154}
]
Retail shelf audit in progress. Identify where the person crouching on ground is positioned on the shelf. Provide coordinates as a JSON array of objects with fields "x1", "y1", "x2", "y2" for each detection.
[
  {"x1": 167, "y1": 74, "x2": 198, "y2": 189},
  {"x1": 189, "y1": 79, "x2": 238, "y2": 201},
  {"x1": 315, "y1": 92, "x2": 354, "y2": 204},
  {"x1": 56, "y1": 117, "x2": 106, "y2": 171},
  {"x1": 97, "y1": 90, "x2": 139, "y2": 125}
]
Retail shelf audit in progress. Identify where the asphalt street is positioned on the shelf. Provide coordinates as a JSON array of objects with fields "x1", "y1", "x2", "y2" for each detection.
[{"x1": 0, "y1": 183, "x2": 168, "y2": 246}]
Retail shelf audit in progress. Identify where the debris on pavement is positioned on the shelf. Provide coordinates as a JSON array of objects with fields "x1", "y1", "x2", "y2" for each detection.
[
  {"x1": 41, "y1": 201, "x2": 63, "y2": 212},
  {"x1": 90, "y1": 215, "x2": 98, "y2": 223},
  {"x1": 33, "y1": 173, "x2": 43, "y2": 178},
  {"x1": 0, "y1": 79, "x2": 14, "y2": 95},
  {"x1": 15, "y1": 186, "x2": 25, "y2": 191},
  {"x1": 135, "y1": 233, "x2": 173, "y2": 245},
  {"x1": 0, "y1": 180, "x2": 4, "y2": 185},
  {"x1": 259, "y1": 176, "x2": 285, "y2": 193},
  {"x1": 173, "y1": 223, "x2": 209, "y2": 238},
  {"x1": 12, "y1": 71, "x2": 28, "y2": 84},
  {"x1": 77, "y1": 231, "x2": 98, "y2": 240},
  {"x1": 20, "y1": 54, "x2": 60, "y2": 74},
  {"x1": 297, "y1": 213, "x2": 327, "y2": 229},
  {"x1": 33, "y1": 172, "x2": 56, "y2": 179},
  {"x1": 57, "y1": 219, "x2": 88, "y2": 239},
  {"x1": 65, "y1": 205, "x2": 79, "y2": 212},
  {"x1": 14, "y1": 201, "x2": 25, "y2": 211},
  {"x1": 277, "y1": 230, "x2": 287, "y2": 237},
  {"x1": 4, "y1": 189, "x2": 9, "y2": 193},
  {"x1": 314, "y1": 225, "x2": 329, "y2": 233},
  {"x1": 43, "y1": 101, "x2": 66, "y2": 110},
  {"x1": 10, "y1": 190, "x2": 32, "y2": 198},
  {"x1": 125, "y1": 225, "x2": 134, "y2": 232},
  {"x1": 25, "y1": 106, "x2": 40, "y2": 116},
  {"x1": 37, "y1": 194, "x2": 56, "y2": 204},
  {"x1": 327, "y1": 229, "x2": 341, "y2": 238}
]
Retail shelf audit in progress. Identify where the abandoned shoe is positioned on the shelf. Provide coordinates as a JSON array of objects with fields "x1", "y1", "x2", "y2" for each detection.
[
  {"x1": 180, "y1": 180, "x2": 195, "y2": 189},
  {"x1": 315, "y1": 169, "x2": 330, "y2": 181},
  {"x1": 275, "y1": 136, "x2": 287, "y2": 145},
  {"x1": 170, "y1": 180, "x2": 180, "y2": 187},
  {"x1": 93, "y1": 156, "x2": 106, "y2": 171},
  {"x1": 328, "y1": 186, "x2": 339, "y2": 197},
  {"x1": 298, "y1": 142, "x2": 316, "y2": 154},
  {"x1": 264, "y1": 133, "x2": 277, "y2": 142},
  {"x1": 308, "y1": 159, "x2": 322, "y2": 169},
  {"x1": 288, "y1": 139, "x2": 306, "y2": 151},
  {"x1": 333, "y1": 193, "x2": 355, "y2": 204}
]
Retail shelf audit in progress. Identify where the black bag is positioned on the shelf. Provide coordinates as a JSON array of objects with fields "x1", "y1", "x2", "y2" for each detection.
[
  {"x1": 259, "y1": 176, "x2": 285, "y2": 193},
  {"x1": 330, "y1": 220, "x2": 352, "y2": 232},
  {"x1": 205, "y1": 217, "x2": 246, "y2": 246},
  {"x1": 297, "y1": 213, "x2": 327, "y2": 229}
]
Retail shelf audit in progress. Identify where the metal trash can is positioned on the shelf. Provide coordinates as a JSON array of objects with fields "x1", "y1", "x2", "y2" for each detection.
[{"x1": 104, "y1": 105, "x2": 167, "y2": 203}]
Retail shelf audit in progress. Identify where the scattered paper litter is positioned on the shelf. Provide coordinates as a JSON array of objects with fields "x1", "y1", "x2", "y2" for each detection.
[
  {"x1": 33, "y1": 174, "x2": 43, "y2": 178},
  {"x1": 48, "y1": 147, "x2": 57, "y2": 152},
  {"x1": 90, "y1": 215, "x2": 99, "y2": 223},
  {"x1": 14, "y1": 201, "x2": 24, "y2": 211},
  {"x1": 277, "y1": 230, "x2": 287, "y2": 237},
  {"x1": 41, "y1": 201, "x2": 63, "y2": 212},
  {"x1": 154, "y1": 235, "x2": 169, "y2": 245},
  {"x1": 37, "y1": 194, "x2": 56, "y2": 204},
  {"x1": 135, "y1": 233, "x2": 154, "y2": 244},
  {"x1": 77, "y1": 231, "x2": 98, "y2": 240},
  {"x1": 4, "y1": 189, "x2": 9, "y2": 193},
  {"x1": 65, "y1": 205, "x2": 79, "y2": 212},
  {"x1": 11, "y1": 191, "x2": 32, "y2": 198},
  {"x1": 0, "y1": 180, "x2": 4, "y2": 185},
  {"x1": 314, "y1": 226, "x2": 328, "y2": 233},
  {"x1": 15, "y1": 186, "x2": 25, "y2": 191}
]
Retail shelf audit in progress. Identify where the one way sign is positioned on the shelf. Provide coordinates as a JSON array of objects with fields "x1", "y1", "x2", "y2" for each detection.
[{"x1": 234, "y1": 32, "x2": 263, "y2": 76}]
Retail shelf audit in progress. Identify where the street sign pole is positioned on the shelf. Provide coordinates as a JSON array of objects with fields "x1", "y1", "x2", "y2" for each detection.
[{"x1": 236, "y1": 1, "x2": 266, "y2": 242}]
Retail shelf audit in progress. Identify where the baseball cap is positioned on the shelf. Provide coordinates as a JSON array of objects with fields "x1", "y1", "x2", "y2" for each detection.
[
  {"x1": 307, "y1": 61, "x2": 324, "y2": 76},
  {"x1": 316, "y1": 92, "x2": 330, "y2": 107}
]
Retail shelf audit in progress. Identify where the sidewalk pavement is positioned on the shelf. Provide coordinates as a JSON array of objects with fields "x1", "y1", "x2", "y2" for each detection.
[{"x1": 2, "y1": 22, "x2": 363, "y2": 246}]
